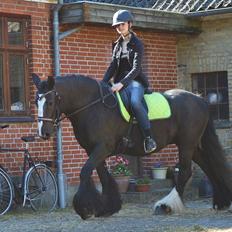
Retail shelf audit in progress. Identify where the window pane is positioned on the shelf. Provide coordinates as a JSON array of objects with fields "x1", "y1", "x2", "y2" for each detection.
[
  {"x1": 9, "y1": 55, "x2": 25, "y2": 111},
  {"x1": 0, "y1": 54, "x2": 3, "y2": 110},
  {"x1": 218, "y1": 72, "x2": 227, "y2": 87},
  {"x1": 209, "y1": 105, "x2": 218, "y2": 120},
  {"x1": 206, "y1": 74, "x2": 217, "y2": 89},
  {"x1": 219, "y1": 89, "x2": 228, "y2": 104},
  {"x1": 192, "y1": 78, "x2": 198, "y2": 92},
  {"x1": 8, "y1": 20, "x2": 23, "y2": 45},
  {"x1": 192, "y1": 77, "x2": 205, "y2": 94},
  {"x1": 197, "y1": 76, "x2": 205, "y2": 89}
]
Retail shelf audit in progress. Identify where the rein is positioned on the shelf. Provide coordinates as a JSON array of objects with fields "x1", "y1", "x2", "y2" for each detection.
[
  {"x1": 38, "y1": 80, "x2": 117, "y2": 126},
  {"x1": 58, "y1": 92, "x2": 116, "y2": 123}
]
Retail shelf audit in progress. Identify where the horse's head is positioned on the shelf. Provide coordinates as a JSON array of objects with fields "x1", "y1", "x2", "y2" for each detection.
[{"x1": 32, "y1": 73, "x2": 59, "y2": 140}]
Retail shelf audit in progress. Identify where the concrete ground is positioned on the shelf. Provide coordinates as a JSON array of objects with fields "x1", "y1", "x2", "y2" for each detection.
[{"x1": 0, "y1": 199, "x2": 232, "y2": 232}]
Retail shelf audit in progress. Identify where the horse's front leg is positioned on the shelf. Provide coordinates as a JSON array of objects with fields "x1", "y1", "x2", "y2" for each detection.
[
  {"x1": 73, "y1": 143, "x2": 109, "y2": 220},
  {"x1": 95, "y1": 162, "x2": 122, "y2": 217},
  {"x1": 153, "y1": 146, "x2": 194, "y2": 215}
]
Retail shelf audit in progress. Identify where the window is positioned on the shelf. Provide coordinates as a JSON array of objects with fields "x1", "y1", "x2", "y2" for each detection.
[
  {"x1": 192, "y1": 71, "x2": 229, "y2": 121},
  {"x1": 0, "y1": 16, "x2": 30, "y2": 119}
]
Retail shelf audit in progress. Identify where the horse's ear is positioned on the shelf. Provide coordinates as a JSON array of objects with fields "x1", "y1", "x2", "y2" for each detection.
[
  {"x1": 32, "y1": 73, "x2": 41, "y2": 90},
  {"x1": 47, "y1": 76, "x2": 55, "y2": 90}
]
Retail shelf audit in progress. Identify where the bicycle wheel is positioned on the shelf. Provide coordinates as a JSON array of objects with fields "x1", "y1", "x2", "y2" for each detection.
[
  {"x1": 25, "y1": 164, "x2": 58, "y2": 212},
  {"x1": 0, "y1": 169, "x2": 13, "y2": 215}
]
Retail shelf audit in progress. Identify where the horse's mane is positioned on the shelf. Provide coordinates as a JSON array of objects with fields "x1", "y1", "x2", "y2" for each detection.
[
  {"x1": 55, "y1": 74, "x2": 98, "y2": 90},
  {"x1": 57, "y1": 74, "x2": 96, "y2": 83}
]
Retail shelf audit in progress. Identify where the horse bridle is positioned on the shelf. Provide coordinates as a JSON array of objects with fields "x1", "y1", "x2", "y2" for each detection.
[
  {"x1": 37, "y1": 80, "x2": 117, "y2": 127},
  {"x1": 37, "y1": 89, "x2": 60, "y2": 126}
]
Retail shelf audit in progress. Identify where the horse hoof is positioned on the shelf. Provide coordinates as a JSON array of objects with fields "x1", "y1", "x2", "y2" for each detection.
[
  {"x1": 154, "y1": 204, "x2": 172, "y2": 215},
  {"x1": 95, "y1": 210, "x2": 115, "y2": 218},
  {"x1": 80, "y1": 213, "x2": 93, "y2": 220},
  {"x1": 73, "y1": 204, "x2": 94, "y2": 220}
]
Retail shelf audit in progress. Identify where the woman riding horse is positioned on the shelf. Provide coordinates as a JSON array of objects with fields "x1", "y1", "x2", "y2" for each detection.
[{"x1": 103, "y1": 9, "x2": 156, "y2": 154}]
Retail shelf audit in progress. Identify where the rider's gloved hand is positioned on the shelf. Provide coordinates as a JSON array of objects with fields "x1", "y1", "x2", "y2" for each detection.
[{"x1": 111, "y1": 82, "x2": 124, "y2": 92}]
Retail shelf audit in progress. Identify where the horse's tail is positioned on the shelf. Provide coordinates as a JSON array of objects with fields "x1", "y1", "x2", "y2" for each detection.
[{"x1": 198, "y1": 118, "x2": 232, "y2": 209}]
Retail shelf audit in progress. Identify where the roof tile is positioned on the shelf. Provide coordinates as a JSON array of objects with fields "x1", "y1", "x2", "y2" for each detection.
[{"x1": 63, "y1": 0, "x2": 232, "y2": 13}]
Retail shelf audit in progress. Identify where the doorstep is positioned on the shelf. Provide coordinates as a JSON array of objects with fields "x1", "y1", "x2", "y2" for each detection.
[{"x1": 121, "y1": 178, "x2": 199, "y2": 204}]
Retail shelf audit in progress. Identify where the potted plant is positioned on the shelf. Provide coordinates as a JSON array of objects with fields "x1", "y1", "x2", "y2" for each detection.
[
  {"x1": 135, "y1": 176, "x2": 151, "y2": 192},
  {"x1": 112, "y1": 156, "x2": 132, "y2": 193},
  {"x1": 152, "y1": 161, "x2": 168, "y2": 179}
]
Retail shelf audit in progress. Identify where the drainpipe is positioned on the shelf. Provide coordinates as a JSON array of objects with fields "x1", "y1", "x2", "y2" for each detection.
[
  {"x1": 53, "y1": 0, "x2": 83, "y2": 209},
  {"x1": 53, "y1": 0, "x2": 66, "y2": 209}
]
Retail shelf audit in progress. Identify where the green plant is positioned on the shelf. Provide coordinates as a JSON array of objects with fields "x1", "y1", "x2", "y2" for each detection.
[
  {"x1": 136, "y1": 176, "x2": 151, "y2": 185},
  {"x1": 112, "y1": 156, "x2": 132, "y2": 176}
]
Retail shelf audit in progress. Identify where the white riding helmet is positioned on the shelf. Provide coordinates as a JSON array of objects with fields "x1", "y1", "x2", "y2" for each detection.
[{"x1": 112, "y1": 10, "x2": 134, "y2": 27}]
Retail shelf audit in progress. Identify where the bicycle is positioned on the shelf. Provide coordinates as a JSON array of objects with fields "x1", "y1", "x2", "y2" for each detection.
[
  {"x1": 0, "y1": 125, "x2": 58, "y2": 215},
  {"x1": 0, "y1": 164, "x2": 13, "y2": 215}
]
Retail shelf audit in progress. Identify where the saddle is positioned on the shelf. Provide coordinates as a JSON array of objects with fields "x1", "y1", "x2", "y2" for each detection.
[{"x1": 116, "y1": 90, "x2": 171, "y2": 123}]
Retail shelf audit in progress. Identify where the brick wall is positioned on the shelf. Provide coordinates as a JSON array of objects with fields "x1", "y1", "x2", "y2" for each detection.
[
  {"x1": 177, "y1": 16, "x2": 232, "y2": 165},
  {"x1": 0, "y1": 0, "x2": 178, "y2": 185}
]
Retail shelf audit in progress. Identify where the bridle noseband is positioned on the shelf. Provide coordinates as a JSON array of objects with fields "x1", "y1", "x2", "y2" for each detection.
[
  {"x1": 37, "y1": 80, "x2": 117, "y2": 127},
  {"x1": 37, "y1": 89, "x2": 60, "y2": 126}
]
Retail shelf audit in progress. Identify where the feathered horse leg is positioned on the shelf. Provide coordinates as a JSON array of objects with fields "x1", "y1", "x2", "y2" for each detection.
[
  {"x1": 95, "y1": 162, "x2": 122, "y2": 217},
  {"x1": 154, "y1": 146, "x2": 194, "y2": 214},
  {"x1": 73, "y1": 144, "x2": 109, "y2": 220}
]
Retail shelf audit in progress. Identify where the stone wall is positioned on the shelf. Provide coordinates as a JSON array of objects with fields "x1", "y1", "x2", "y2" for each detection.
[
  {"x1": 177, "y1": 16, "x2": 232, "y2": 120},
  {"x1": 177, "y1": 15, "x2": 232, "y2": 180}
]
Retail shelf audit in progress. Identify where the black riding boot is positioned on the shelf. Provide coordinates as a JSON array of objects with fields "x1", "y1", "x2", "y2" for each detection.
[
  {"x1": 143, "y1": 129, "x2": 157, "y2": 153},
  {"x1": 144, "y1": 137, "x2": 157, "y2": 153}
]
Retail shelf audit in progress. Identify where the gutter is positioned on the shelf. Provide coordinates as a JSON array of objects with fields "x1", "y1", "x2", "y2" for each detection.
[
  {"x1": 186, "y1": 7, "x2": 232, "y2": 18},
  {"x1": 60, "y1": 1, "x2": 201, "y2": 34}
]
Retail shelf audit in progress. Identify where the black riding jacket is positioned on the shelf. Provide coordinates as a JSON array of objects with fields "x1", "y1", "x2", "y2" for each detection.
[{"x1": 103, "y1": 32, "x2": 149, "y2": 88}]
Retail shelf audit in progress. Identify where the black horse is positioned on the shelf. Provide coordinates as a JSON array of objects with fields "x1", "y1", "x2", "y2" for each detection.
[{"x1": 32, "y1": 73, "x2": 232, "y2": 220}]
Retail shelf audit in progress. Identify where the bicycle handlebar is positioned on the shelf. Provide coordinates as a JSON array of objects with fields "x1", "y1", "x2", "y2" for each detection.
[
  {"x1": 0, "y1": 124, "x2": 37, "y2": 142},
  {"x1": 21, "y1": 136, "x2": 36, "y2": 143},
  {"x1": 0, "y1": 125, "x2": 9, "y2": 129}
]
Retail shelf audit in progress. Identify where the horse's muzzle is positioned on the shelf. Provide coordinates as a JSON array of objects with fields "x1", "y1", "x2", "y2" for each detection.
[
  {"x1": 40, "y1": 134, "x2": 50, "y2": 140},
  {"x1": 37, "y1": 129, "x2": 51, "y2": 140}
]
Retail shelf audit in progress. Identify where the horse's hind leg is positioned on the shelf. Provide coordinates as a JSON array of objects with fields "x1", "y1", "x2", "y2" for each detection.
[
  {"x1": 95, "y1": 162, "x2": 122, "y2": 217},
  {"x1": 153, "y1": 145, "x2": 194, "y2": 215},
  {"x1": 193, "y1": 148, "x2": 232, "y2": 210}
]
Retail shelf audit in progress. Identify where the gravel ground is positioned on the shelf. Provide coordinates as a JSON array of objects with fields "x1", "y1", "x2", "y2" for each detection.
[{"x1": 0, "y1": 199, "x2": 232, "y2": 232}]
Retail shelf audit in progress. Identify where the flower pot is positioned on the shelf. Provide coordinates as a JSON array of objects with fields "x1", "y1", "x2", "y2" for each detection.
[
  {"x1": 135, "y1": 184, "x2": 151, "y2": 192},
  {"x1": 114, "y1": 175, "x2": 130, "y2": 193},
  {"x1": 152, "y1": 167, "x2": 168, "y2": 179}
]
